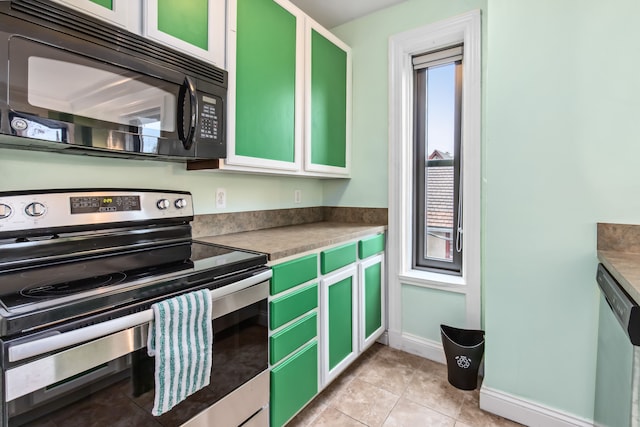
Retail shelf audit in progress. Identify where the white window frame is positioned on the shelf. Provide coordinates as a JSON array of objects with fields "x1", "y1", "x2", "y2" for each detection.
[{"x1": 388, "y1": 10, "x2": 481, "y2": 332}]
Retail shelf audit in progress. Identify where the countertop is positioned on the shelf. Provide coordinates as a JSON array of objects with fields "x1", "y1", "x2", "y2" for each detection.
[
  {"x1": 197, "y1": 221, "x2": 386, "y2": 262},
  {"x1": 597, "y1": 223, "x2": 640, "y2": 304}
]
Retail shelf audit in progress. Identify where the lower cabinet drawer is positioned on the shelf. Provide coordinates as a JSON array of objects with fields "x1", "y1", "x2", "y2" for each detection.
[
  {"x1": 321, "y1": 242, "x2": 357, "y2": 274},
  {"x1": 270, "y1": 312, "x2": 317, "y2": 365},
  {"x1": 270, "y1": 340, "x2": 318, "y2": 427},
  {"x1": 359, "y1": 234, "x2": 385, "y2": 259},
  {"x1": 270, "y1": 283, "x2": 318, "y2": 330}
]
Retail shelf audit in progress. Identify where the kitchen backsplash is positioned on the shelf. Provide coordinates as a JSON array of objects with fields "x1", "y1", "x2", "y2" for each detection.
[
  {"x1": 597, "y1": 223, "x2": 640, "y2": 253},
  {"x1": 192, "y1": 207, "x2": 387, "y2": 238}
]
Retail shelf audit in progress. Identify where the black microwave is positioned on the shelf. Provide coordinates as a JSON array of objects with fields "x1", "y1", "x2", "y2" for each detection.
[{"x1": 0, "y1": 0, "x2": 227, "y2": 160}]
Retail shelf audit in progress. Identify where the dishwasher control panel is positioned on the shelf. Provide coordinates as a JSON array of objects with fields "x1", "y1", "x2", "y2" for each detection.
[{"x1": 597, "y1": 264, "x2": 640, "y2": 345}]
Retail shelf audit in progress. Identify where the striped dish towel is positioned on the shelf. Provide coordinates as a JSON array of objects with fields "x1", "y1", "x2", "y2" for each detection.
[{"x1": 147, "y1": 289, "x2": 213, "y2": 416}]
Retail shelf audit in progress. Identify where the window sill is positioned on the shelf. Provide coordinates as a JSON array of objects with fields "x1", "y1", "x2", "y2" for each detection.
[{"x1": 398, "y1": 269, "x2": 467, "y2": 294}]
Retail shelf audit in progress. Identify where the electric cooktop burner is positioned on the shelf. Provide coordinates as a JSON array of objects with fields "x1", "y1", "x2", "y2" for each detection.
[
  {"x1": 20, "y1": 272, "x2": 128, "y2": 299},
  {"x1": 0, "y1": 241, "x2": 265, "y2": 315}
]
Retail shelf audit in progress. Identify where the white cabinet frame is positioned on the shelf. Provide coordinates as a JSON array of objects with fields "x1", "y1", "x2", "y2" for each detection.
[
  {"x1": 224, "y1": 0, "x2": 306, "y2": 173},
  {"x1": 51, "y1": 0, "x2": 141, "y2": 32},
  {"x1": 320, "y1": 265, "x2": 358, "y2": 386},
  {"x1": 303, "y1": 17, "x2": 352, "y2": 177},
  {"x1": 143, "y1": 0, "x2": 227, "y2": 68}
]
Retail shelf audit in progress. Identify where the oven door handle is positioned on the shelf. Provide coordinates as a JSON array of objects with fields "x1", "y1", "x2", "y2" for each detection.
[{"x1": 8, "y1": 269, "x2": 272, "y2": 363}]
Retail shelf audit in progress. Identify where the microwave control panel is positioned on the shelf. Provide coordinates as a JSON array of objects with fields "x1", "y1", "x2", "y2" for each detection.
[{"x1": 199, "y1": 95, "x2": 220, "y2": 142}]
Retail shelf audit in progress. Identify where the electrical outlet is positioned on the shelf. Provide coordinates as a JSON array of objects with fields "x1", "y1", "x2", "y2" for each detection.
[
  {"x1": 216, "y1": 188, "x2": 226, "y2": 209},
  {"x1": 294, "y1": 190, "x2": 302, "y2": 204}
]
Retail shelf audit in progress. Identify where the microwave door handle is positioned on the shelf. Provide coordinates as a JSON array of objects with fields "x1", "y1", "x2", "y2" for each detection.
[{"x1": 178, "y1": 76, "x2": 198, "y2": 150}]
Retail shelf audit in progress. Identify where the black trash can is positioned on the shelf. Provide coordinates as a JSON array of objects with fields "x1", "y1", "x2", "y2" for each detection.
[{"x1": 440, "y1": 324, "x2": 485, "y2": 390}]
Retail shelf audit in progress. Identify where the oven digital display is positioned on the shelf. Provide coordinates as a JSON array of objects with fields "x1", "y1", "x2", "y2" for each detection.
[{"x1": 70, "y1": 196, "x2": 141, "y2": 214}]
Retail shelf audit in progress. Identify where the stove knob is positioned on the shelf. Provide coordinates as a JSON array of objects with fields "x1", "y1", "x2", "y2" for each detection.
[
  {"x1": 174, "y1": 198, "x2": 188, "y2": 209},
  {"x1": 25, "y1": 202, "x2": 46, "y2": 217},
  {"x1": 0, "y1": 203, "x2": 12, "y2": 219},
  {"x1": 156, "y1": 199, "x2": 170, "y2": 210}
]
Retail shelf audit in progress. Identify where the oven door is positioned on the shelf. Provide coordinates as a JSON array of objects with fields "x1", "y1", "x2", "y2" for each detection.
[
  {"x1": 2, "y1": 27, "x2": 224, "y2": 159},
  {"x1": 1, "y1": 274, "x2": 269, "y2": 427}
]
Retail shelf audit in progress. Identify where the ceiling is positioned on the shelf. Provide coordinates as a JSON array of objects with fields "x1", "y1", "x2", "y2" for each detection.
[{"x1": 288, "y1": 0, "x2": 407, "y2": 28}]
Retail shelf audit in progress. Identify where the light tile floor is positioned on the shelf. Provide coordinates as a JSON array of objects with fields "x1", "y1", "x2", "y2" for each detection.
[{"x1": 288, "y1": 343, "x2": 523, "y2": 427}]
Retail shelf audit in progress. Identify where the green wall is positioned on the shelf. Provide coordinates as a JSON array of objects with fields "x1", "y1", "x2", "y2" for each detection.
[
  {"x1": 0, "y1": 148, "x2": 323, "y2": 214},
  {"x1": 332, "y1": 0, "x2": 640, "y2": 421},
  {"x1": 402, "y1": 285, "x2": 466, "y2": 342},
  {"x1": 483, "y1": 0, "x2": 640, "y2": 418}
]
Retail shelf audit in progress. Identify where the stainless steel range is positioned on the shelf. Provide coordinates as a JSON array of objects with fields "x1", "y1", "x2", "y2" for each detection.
[{"x1": 0, "y1": 189, "x2": 271, "y2": 427}]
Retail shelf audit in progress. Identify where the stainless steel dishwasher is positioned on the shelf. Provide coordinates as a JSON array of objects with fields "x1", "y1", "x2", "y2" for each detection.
[{"x1": 595, "y1": 264, "x2": 640, "y2": 427}]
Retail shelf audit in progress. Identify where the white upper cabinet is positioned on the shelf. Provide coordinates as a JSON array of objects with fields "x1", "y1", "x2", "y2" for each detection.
[
  {"x1": 142, "y1": 0, "x2": 227, "y2": 68},
  {"x1": 50, "y1": 0, "x2": 141, "y2": 32},
  {"x1": 49, "y1": 0, "x2": 226, "y2": 68}
]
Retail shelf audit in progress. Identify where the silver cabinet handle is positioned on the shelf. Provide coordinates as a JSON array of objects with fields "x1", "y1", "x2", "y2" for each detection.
[{"x1": 8, "y1": 269, "x2": 272, "y2": 363}]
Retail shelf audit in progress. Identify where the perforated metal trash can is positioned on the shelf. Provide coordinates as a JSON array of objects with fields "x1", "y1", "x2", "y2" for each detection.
[{"x1": 440, "y1": 324, "x2": 485, "y2": 390}]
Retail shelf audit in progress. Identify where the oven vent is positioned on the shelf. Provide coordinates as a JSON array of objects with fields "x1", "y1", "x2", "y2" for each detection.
[{"x1": 7, "y1": 0, "x2": 227, "y2": 87}]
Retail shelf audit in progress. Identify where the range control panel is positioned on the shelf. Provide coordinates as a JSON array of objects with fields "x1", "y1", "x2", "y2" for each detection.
[{"x1": 0, "y1": 190, "x2": 193, "y2": 235}]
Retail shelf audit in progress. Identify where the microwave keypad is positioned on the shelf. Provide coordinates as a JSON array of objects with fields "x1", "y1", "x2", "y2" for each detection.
[{"x1": 200, "y1": 101, "x2": 219, "y2": 141}]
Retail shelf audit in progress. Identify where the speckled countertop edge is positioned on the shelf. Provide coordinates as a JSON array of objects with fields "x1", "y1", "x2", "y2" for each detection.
[
  {"x1": 196, "y1": 222, "x2": 387, "y2": 261},
  {"x1": 597, "y1": 250, "x2": 640, "y2": 304},
  {"x1": 597, "y1": 223, "x2": 640, "y2": 304}
]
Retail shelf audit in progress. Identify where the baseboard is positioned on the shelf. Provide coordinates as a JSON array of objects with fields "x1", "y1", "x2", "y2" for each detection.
[
  {"x1": 480, "y1": 385, "x2": 593, "y2": 427},
  {"x1": 376, "y1": 331, "x2": 390, "y2": 346},
  {"x1": 388, "y1": 331, "x2": 446, "y2": 364}
]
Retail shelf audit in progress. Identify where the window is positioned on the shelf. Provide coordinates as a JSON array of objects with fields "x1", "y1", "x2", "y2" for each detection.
[
  {"x1": 413, "y1": 46, "x2": 463, "y2": 274},
  {"x1": 388, "y1": 9, "x2": 481, "y2": 341}
]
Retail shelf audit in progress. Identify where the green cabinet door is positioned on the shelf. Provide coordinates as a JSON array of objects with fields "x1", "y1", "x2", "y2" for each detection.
[
  {"x1": 328, "y1": 276, "x2": 353, "y2": 369},
  {"x1": 145, "y1": 0, "x2": 226, "y2": 66},
  {"x1": 306, "y1": 23, "x2": 351, "y2": 174},
  {"x1": 364, "y1": 260, "x2": 382, "y2": 338},
  {"x1": 271, "y1": 341, "x2": 318, "y2": 427},
  {"x1": 322, "y1": 266, "x2": 357, "y2": 384},
  {"x1": 359, "y1": 254, "x2": 385, "y2": 350},
  {"x1": 156, "y1": 0, "x2": 209, "y2": 50},
  {"x1": 235, "y1": 0, "x2": 299, "y2": 164},
  {"x1": 89, "y1": 0, "x2": 112, "y2": 8}
]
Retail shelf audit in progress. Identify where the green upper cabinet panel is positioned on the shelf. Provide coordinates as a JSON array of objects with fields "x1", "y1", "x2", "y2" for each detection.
[
  {"x1": 234, "y1": 0, "x2": 298, "y2": 164},
  {"x1": 157, "y1": 0, "x2": 208, "y2": 50},
  {"x1": 310, "y1": 30, "x2": 347, "y2": 167},
  {"x1": 305, "y1": 22, "x2": 351, "y2": 176},
  {"x1": 50, "y1": 0, "x2": 140, "y2": 31},
  {"x1": 54, "y1": 0, "x2": 226, "y2": 66},
  {"x1": 144, "y1": 0, "x2": 226, "y2": 67},
  {"x1": 90, "y1": 0, "x2": 112, "y2": 8}
]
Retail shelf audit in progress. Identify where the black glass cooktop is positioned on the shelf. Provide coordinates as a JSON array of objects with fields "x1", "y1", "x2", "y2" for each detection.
[{"x1": 0, "y1": 241, "x2": 267, "y2": 337}]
